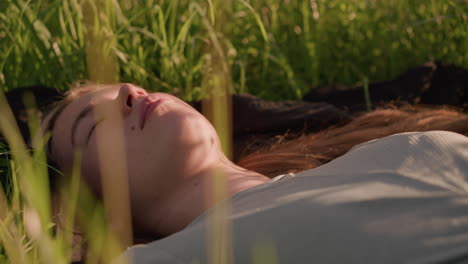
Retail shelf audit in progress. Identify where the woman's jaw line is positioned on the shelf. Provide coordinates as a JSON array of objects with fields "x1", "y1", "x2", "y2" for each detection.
[{"x1": 130, "y1": 155, "x2": 270, "y2": 237}]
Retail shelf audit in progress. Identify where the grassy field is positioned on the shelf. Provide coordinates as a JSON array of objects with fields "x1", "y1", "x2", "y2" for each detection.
[
  {"x1": 0, "y1": 0, "x2": 467, "y2": 263},
  {"x1": 1, "y1": 0, "x2": 466, "y2": 100}
]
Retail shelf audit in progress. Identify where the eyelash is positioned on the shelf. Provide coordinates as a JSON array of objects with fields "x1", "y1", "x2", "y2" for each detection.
[{"x1": 87, "y1": 119, "x2": 105, "y2": 142}]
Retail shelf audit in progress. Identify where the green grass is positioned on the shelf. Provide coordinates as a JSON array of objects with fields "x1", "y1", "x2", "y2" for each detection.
[
  {"x1": 0, "y1": 0, "x2": 467, "y2": 263},
  {"x1": 0, "y1": 0, "x2": 466, "y2": 100},
  {"x1": 0, "y1": 90, "x2": 127, "y2": 263}
]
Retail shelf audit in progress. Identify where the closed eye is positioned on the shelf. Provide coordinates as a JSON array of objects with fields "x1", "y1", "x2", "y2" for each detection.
[{"x1": 86, "y1": 118, "x2": 105, "y2": 144}]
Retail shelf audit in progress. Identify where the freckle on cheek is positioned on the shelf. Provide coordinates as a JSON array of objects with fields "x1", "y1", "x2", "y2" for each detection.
[{"x1": 131, "y1": 126, "x2": 135, "y2": 131}]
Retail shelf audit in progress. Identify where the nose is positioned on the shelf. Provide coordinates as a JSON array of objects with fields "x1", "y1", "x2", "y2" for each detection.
[{"x1": 117, "y1": 83, "x2": 147, "y2": 116}]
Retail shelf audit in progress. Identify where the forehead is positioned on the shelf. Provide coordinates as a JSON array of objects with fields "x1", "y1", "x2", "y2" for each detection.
[{"x1": 50, "y1": 85, "x2": 120, "y2": 164}]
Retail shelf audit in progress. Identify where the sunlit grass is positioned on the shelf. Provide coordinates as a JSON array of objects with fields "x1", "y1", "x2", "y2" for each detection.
[
  {"x1": 0, "y1": 0, "x2": 467, "y2": 263},
  {"x1": 82, "y1": 0, "x2": 133, "y2": 253},
  {"x1": 0, "y1": 89, "x2": 127, "y2": 263},
  {"x1": 0, "y1": 88, "x2": 66, "y2": 263},
  {"x1": 199, "y1": 1, "x2": 234, "y2": 263},
  {"x1": 1, "y1": 0, "x2": 466, "y2": 99}
]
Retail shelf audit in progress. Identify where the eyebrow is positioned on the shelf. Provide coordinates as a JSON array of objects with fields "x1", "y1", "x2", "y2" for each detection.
[
  {"x1": 45, "y1": 101, "x2": 71, "y2": 156},
  {"x1": 71, "y1": 105, "x2": 94, "y2": 146}
]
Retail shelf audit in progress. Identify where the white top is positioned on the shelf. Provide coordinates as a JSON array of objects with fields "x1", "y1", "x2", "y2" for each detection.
[{"x1": 121, "y1": 131, "x2": 468, "y2": 264}]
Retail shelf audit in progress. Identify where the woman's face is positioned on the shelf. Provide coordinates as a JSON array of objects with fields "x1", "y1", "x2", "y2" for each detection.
[{"x1": 47, "y1": 83, "x2": 221, "y2": 206}]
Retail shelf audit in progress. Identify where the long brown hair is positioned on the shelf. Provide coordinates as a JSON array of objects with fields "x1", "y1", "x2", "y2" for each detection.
[{"x1": 237, "y1": 106, "x2": 468, "y2": 178}]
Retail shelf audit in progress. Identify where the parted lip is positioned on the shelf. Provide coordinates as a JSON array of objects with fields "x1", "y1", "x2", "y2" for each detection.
[{"x1": 140, "y1": 96, "x2": 165, "y2": 130}]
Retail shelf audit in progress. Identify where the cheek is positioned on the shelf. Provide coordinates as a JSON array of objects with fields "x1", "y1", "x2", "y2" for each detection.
[
  {"x1": 132, "y1": 110, "x2": 219, "y2": 174},
  {"x1": 161, "y1": 108, "x2": 217, "y2": 144},
  {"x1": 81, "y1": 144, "x2": 103, "y2": 196}
]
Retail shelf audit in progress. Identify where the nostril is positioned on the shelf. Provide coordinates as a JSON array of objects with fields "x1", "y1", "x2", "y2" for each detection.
[{"x1": 126, "y1": 95, "x2": 133, "y2": 107}]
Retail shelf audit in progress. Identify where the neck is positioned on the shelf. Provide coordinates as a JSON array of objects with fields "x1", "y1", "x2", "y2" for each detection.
[{"x1": 133, "y1": 157, "x2": 270, "y2": 239}]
